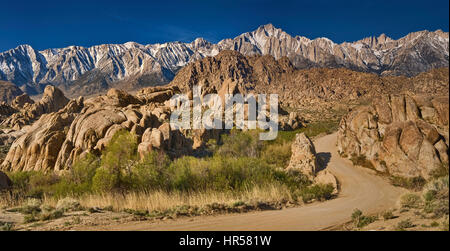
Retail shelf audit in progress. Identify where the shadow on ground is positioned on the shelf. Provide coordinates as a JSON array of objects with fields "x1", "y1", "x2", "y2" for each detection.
[{"x1": 316, "y1": 152, "x2": 331, "y2": 172}]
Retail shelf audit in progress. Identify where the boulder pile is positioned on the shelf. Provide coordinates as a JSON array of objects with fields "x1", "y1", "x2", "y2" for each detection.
[{"x1": 337, "y1": 94, "x2": 449, "y2": 179}]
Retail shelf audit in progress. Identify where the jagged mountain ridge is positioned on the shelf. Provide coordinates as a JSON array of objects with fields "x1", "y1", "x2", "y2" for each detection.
[{"x1": 0, "y1": 24, "x2": 448, "y2": 96}]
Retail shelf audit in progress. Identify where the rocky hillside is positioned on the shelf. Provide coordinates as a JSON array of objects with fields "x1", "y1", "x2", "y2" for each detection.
[
  {"x1": 337, "y1": 94, "x2": 449, "y2": 179},
  {"x1": 1, "y1": 24, "x2": 448, "y2": 97},
  {"x1": 0, "y1": 81, "x2": 23, "y2": 104},
  {"x1": 169, "y1": 50, "x2": 449, "y2": 121},
  {"x1": 1, "y1": 86, "x2": 69, "y2": 130}
]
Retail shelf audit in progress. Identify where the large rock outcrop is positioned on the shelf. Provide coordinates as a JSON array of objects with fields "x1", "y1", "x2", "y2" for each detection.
[
  {"x1": 1, "y1": 97, "x2": 84, "y2": 172},
  {"x1": 0, "y1": 85, "x2": 203, "y2": 172},
  {"x1": 287, "y1": 133, "x2": 318, "y2": 177},
  {"x1": 337, "y1": 94, "x2": 449, "y2": 179},
  {"x1": 2, "y1": 82, "x2": 293, "y2": 172},
  {"x1": 11, "y1": 93, "x2": 34, "y2": 109},
  {"x1": 0, "y1": 80, "x2": 23, "y2": 104},
  {"x1": 287, "y1": 132, "x2": 338, "y2": 193},
  {"x1": 54, "y1": 88, "x2": 184, "y2": 171},
  {"x1": 0, "y1": 103, "x2": 17, "y2": 119},
  {"x1": 1, "y1": 85, "x2": 69, "y2": 129}
]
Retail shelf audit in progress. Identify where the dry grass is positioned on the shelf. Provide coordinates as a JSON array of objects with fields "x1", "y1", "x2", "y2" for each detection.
[
  {"x1": 0, "y1": 191, "x2": 26, "y2": 209},
  {"x1": 40, "y1": 184, "x2": 294, "y2": 212}
]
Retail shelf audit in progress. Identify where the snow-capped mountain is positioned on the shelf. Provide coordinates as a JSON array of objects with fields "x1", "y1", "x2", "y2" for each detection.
[{"x1": 0, "y1": 24, "x2": 448, "y2": 96}]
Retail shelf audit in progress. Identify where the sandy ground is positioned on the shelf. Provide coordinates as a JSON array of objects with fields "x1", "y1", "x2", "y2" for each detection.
[{"x1": 73, "y1": 133, "x2": 405, "y2": 231}]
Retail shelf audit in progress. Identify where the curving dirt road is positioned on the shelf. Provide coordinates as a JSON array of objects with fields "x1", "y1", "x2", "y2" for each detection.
[{"x1": 84, "y1": 133, "x2": 404, "y2": 230}]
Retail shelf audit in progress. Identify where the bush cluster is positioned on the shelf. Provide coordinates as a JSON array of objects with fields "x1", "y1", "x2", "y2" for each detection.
[
  {"x1": 351, "y1": 208, "x2": 377, "y2": 228},
  {"x1": 7, "y1": 129, "x2": 335, "y2": 203}
]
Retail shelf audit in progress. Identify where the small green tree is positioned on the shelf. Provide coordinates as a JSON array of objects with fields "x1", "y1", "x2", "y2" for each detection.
[
  {"x1": 216, "y1": 129, "x2": 263, "y2": 158},
  {"x1": 93, "y1": 130, "x2": 138, "y2": 192}
]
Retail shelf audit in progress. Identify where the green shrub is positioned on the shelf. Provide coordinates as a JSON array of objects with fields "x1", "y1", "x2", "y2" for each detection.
[
  {"x1": 6, "y1": 198, "x2": 42, "y2": 215},
  {"x1": 129, "y1": 151, "x2": 171, "y2": 191},
  {"x1": 391, "y1": 176, "x2": 426, "y2": 191},
  {"x1": 92, "y1": 167, "x2": 119, "y2": 193},
  {"x1": 350, "y1": 154, "x2": 375, "y2": 170},
  {"x1": 101, "y1": 130, "x2": 138, "y2": 173},
  {"x1": 382, "y1": 210, "x2": 395, "y2": 220},
  {"x1": 5, "y1": 126, "x2": 339, "y2": 207},
  {"x1": 261, "y1": 142, "x2": 292, "y2": 168},
  {"x1": 421, "y1": 176, "x2": 449, "y2": 217},
  {"x1": 92, "y1": 130, "x2": 139, "y2": 192},
  {"x1": 0, "y1": 222, "x2": 14, "y2": 231},
  {"x1": 442, "y1": 219, "x2": 449, "y2": 231},
  {"x1": 166, "y1": 155, "x2": 302, "y2": 193},
  {"x1": 400, "y1": 194, "x2": 423, "y2": 209},
  {"x1": 351, "y1": 209, "x2": 363, "y2": 221},
  {"x1": 423, "y1": 190, "x2": 437, "y2": 202},
  {"x1": 396, "y1": 219, "x2": 414, "y2": 230},
  {"x1": 216, "y1": 129, "x2": 263, "y2": 158},
  {"x1": 67, "y1": 153, "x2": 100, "y2": 184},
  {"x1": 7, "y1": 171, "x2": 35, "y2": 190},
  {"x1": 423, "y1": 176, "x2": 449, "y2": 195},
  {"x1": 430, "y1": 163, "x2": 449, "y2": 179},
  {"x1": 424, "y1": 200, "x2": 449, "y2": 217},
  {"x1": 299, "y1": 184, "x2": 334, "y2": 202},
  {"x1": 23, "y1": 213, "x2": 39, "y2": 223},
  {"x1": 431, "y1": 221, "x2": 439, "y2": 227},
  {"x1": 351, "y1": 208, "x2": 377, "y2": 228},
  {"x1": 39, "y1": 209, "x2": 64, "y2": 221}
]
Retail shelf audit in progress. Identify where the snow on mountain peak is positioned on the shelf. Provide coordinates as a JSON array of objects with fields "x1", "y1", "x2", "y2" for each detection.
[{"x1": 0, "y1": 24, "x2": 448, "y2": 96}]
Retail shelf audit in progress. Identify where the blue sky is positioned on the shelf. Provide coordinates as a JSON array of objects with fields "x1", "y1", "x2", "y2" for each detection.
[{"x1": 0, "y1": 0, "x2": 448, "y2": 52}]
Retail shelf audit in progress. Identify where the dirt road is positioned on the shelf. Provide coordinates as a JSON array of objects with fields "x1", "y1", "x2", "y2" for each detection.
[{"x1": 83, "y1": 133, "x2": 404, "y2": 230}]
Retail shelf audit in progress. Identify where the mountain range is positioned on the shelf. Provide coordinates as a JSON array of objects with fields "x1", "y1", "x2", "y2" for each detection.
[{"x1": 0, "y1": 24, "x2": 448, "y2": 97}]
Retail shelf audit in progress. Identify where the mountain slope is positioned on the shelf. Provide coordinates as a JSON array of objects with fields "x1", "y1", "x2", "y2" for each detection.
[
  {"x1": 0, "y1": 81, "x2": 23, "y2": 104},
  {"x1": 0, "y1": 24, "x2": 448, "y2": 96}
]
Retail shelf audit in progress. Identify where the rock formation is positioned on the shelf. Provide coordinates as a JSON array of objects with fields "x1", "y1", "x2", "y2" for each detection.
[
  {"x1": 0, "y1": 103, "x2": 17, "y2": 119},
  {"x1": 11, "y1": 93, "x2": 34, "y2": 109},
  {"x1": 287, "y1": 133, "x2": 318, "y2": 177},
  {"x1": 1, "y1": 97, "x2": 84, "y2": 171},
  {"x1": 0, "y1": 80, "x2": 23, "y2": 104},
  {"x1": 1, "y1": 85, "x2": 69, "y2": 129},
  {"x1": 287, "y1": 132, "x2": 338, "y2": 193},
  {"x1": 1, "y1": 85, "x2": 207, "y2": 172},
  {"x1": 168, "y1": 51, "x2": 448, "y2": 123},
  {"x1": 0, "y1": 170, "x2": 11, "y2": 190},
  {"x1": 337, "y1": 94, "x2": 449, "y2": 179}
]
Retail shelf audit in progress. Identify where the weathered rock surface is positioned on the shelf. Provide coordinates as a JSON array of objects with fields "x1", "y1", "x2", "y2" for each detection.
[
  {"x1": 0, "y1": 85, "x2": 210, "y2": 171},
  {"x1": 11, "y1": 94, "x2": 34, "y2": 109},
  {"x1": 0, "y1": 103, "x2": 17, "y2": 119},
  {"x1": 314, "y1": 170, "x2": 339, "y2": 194},
  {"x1": 0, "y1": 129, "x2": 26, "y2": 146},
  {"x1": 1, "y1": 97, "x2": 84, "y2": 171},
  {"x1": 1, "y1": 85, "x2": 69, "y2": 129},
  {"x1": 0, "y1": 80, "x2": 23, "y2": 104},
  {"x1": 337, "y1": 94, "x2": 449, "y2": 179},
  {"x1": 287, "y1": 132, "x2": 338, "y2": 192},
  {"x1": 287, "y1": 133, "x2": 318, "y2": 177}
]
